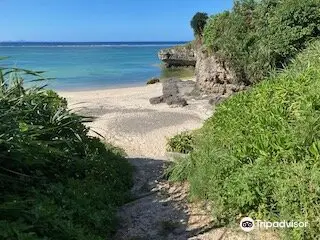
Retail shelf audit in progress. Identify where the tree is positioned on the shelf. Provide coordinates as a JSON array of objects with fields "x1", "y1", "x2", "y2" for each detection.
[{"x1": 190, "y1": 12, "x2": 209, "y2": 37}]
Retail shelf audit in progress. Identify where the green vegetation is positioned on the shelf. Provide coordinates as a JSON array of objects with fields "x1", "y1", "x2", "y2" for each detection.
[
  {"x1": 203, "y1": 0, "x2": 320, "y2": 84},
  {"x1": 168, "y1": 40, "x2": 320, "y2": 239},
  {"x1": 190, "y1": 12, "x2": 209, "y2": 37},
  {"x1": 166, "y1": 131, "x2": 194, "y2": 154},
  {"x1": 0, "y1": 66, "x2": 132, "y2": 239}
]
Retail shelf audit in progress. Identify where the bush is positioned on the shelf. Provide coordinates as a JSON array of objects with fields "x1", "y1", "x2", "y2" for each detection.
[
  {"x1": 168, "y1": 41, "x2": 320, "y2": 239},
  {"x1": 166, "y1": 131, "x2": 195, "y2": 154},
  {"x1": 0, "y1": 66, "x2": 132, "y2": 239},
  {"x1": 203, "y1": 0, "x2": 320, "y2": 84}
]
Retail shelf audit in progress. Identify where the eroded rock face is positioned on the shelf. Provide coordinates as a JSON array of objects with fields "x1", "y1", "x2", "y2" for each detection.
[
  {"x1": 158, "y1": 47, "x2": 196, "y2": 68},
  {"x1": 195, "y1": 47, "x2": 246, "y2": 96},
  {"x1": 157, "y1": 45, "x2": 248, "y2": 103}
]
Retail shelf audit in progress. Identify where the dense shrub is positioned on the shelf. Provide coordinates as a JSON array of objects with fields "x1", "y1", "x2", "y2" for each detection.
[
  {"x1": 168, "y1": 41, "x2": 320, "y2": 239},
  {"x1": 166, "y1": 131, "x2": 195, "y2": 154},
  {"x1": 203, "y1": 0, "x2": 320, "y2": 84},
  {"x1": 0, "y1": 67, "x2": 132, "y2": 239}
]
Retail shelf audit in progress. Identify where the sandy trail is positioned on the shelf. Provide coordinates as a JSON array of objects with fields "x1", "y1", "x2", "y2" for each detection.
[{"x1": 59, "y1": 84, "x2": 278, "y2": 240}]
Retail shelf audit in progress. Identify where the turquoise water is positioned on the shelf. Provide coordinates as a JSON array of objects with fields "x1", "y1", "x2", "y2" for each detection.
[{"x1": 0, "y1": 42, "x2": 184, "y2": 90}]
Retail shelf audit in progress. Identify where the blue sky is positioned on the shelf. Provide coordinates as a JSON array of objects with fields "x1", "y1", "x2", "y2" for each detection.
[{"x1": 1, "y1": 0, "x2": 233, "y2": 42}]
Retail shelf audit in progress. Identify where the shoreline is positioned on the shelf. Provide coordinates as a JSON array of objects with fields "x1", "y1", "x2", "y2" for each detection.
[
  {"x1": 56, "y1": 81, "x2": 147, "y2": 93},
  {"x1": 57, "y1": 76, "x2": 196, "y2": 93}
]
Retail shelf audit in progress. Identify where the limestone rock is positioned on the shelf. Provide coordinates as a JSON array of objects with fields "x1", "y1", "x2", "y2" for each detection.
[
  {"x1": 147, "y1": 77, "x2": 160, "y2": 85},
  {"x1": 149, "y1": 96, "x2": 164, "y2": 105},
  {"x1": 166, "y1": 96, "x2": 188, "y2": 107},
  {"x1": 158, "y1": 46, "x2": 196, "y2": 68},
  {"x1": 157, "y1": 44, "x2": 248, "y2": 104},
  {"x1": 194, "y1": 47, "x2": 246, "y2": 96},
  {"x1": 149, "y1": 78, "x2": 189, "y2": 107}
]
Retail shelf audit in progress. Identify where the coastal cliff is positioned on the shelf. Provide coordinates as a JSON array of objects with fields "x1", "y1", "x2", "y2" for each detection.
[
  {"x1": 158, "y1": 44, "x2": 246, "y2": 97},
  {"x1": 195, "y1": 47, "x2": 246, "y2": 97},
  {"x1": 158, "y1": 46, "x2": 196, "y2": 68}
]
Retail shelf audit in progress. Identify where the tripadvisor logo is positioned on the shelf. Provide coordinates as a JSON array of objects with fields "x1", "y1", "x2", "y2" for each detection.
[
  {"x1": 240, "y1": 217, "x2": 309, "y2": 232},
  {"x1": 240, "y1": 217, "x2": 255, "y2": 232}
]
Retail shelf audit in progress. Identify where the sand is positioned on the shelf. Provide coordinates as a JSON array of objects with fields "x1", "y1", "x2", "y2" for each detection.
[{"x1": 59, "y1": 83, "x2": 213, "y2": 158}]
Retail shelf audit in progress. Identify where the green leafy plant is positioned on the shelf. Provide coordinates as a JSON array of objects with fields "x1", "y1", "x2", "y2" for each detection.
[
  {"x1": 0, "y1": 62, "x2": 132, "y2": 239},
  {"x1": 166, "y1": 131, "x2": 195, "y2": 154}
]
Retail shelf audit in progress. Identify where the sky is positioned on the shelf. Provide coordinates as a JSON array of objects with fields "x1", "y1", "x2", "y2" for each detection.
[{"x1": 0, "y1": 0, "x2": 233, "y2": 42}]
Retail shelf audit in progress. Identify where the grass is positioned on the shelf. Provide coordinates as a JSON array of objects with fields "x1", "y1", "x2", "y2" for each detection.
[
  {"x1": 0, "y1": 65, "x2": 132, "y2": 239},
  {"x1": 167, "y1": 40, "x2": 320, "y2": 239}
]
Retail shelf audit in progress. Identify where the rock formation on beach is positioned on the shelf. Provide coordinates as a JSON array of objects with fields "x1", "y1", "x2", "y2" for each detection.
[
  {"x1": 149, "y1": 78, "x2": 196, "y2": 107},
  {"x1": 158, "y1": 46, "x2": 196, "y2": 68},
  {"x1": 158, "y1": 44, "x2": 247, "y2": 104},
  {"x1": 146, "y1": 77, "x2": 160, "y2": 85}
]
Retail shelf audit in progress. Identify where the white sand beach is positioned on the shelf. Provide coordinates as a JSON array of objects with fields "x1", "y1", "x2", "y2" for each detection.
[{"x1": 59, "y1": 83, "x2": 213, "y2": 158}]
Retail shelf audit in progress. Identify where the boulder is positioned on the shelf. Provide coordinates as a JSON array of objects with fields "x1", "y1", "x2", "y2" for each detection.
[
  {"x1": 176, "y1": 80, "x2": 196, "y2": 96},
  {"x1": 146, "y1": 77, "x2": 160, "y2": 85},
  {"x1": 149, "y1": 78, "x2": 189, "y2": 107},
  {"x1": 166, "y1": 96, "x2": 188, "y2": 107},
  {"x1": 149, "y1": 96, "x2": 164, "y2": 105},
  {"x1": 162, "y1": 78, "x2": 179, "y2": 98}
]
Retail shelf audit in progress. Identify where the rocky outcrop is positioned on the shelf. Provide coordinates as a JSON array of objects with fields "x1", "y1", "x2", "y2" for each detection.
[
  {"x1": 157, "y1": 45, "x2": 247, "y2": 103},
  {"x1": 158, "y1": 46, "x2": 196, "y2": 68},
  {"x1": 146, "y1": 77, "x2": 160, "y2": 85},
  {"x1": 195, "y1": 47, "x2": 246, "y2": 97},
  {"x1": 149, "y1": 78, "x2": 196, "y2": 107}
]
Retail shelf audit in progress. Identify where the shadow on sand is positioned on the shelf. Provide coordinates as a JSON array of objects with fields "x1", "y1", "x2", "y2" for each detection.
[{"x1": 113, "y1": 157, "x2": 220, "y2": 240}]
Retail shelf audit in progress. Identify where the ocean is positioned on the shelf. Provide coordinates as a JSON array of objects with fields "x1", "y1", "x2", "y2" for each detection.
[{"x1": 0, "y1": 42, "x2": 185, "y2": 90}]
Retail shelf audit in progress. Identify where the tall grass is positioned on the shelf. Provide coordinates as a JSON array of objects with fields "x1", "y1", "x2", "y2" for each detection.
[
  {"x1": 168, "y1": 41, "x2": 320, "y2": 239},
  {"x1": 0, "y1": 65, "x2": 132, "y2": 239}
]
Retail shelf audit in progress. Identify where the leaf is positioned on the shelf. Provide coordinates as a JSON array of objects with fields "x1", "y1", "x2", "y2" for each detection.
[
  {"x1": 19, "y1": 122, "x2": 29, "y2": 132},
  {"x1": 309, "y1": 141, "x2": 320, "y2": 158}
]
